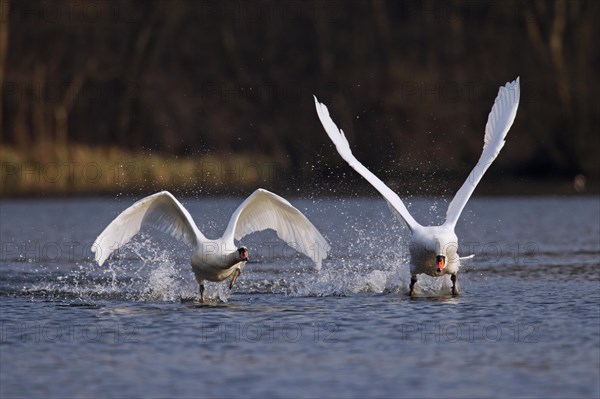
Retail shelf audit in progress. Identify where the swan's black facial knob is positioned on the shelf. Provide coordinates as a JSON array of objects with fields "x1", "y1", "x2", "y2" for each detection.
[{"x1": 238, "y1": 246, "x2": 249, "y2": 261}]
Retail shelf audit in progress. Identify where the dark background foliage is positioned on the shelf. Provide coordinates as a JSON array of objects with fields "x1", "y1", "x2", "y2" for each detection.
[{"x1": 1, "y1": 0, "x2": 598, "y2": 196}]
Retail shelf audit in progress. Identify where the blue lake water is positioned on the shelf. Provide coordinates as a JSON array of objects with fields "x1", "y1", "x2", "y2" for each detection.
[{"x1": 1, "y1": 195, "x2": 599, "y2": 398}]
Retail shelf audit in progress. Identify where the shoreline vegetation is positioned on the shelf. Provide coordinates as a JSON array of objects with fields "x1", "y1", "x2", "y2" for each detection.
[
  {"x1": 1, "y1": 1, "x2": 597, "y2": 201},
  {"x1": 0, "y1": 144, "x2": 288, "y2": 197},
  {"x1": 1, "y1": 144, "x2": 596, "y2": 199}
]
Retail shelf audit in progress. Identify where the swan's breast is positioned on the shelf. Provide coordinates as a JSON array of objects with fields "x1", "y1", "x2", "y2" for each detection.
[
  {"x1": 190, "y1": 247, "x2": 244, "y2": 282},
  {"x1": 191, "y1": 260, "x2": 244, "y2": 282}
]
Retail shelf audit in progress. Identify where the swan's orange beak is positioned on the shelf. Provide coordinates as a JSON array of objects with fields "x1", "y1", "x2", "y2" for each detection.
[{"x1": 436, "y1": 255, "x2": 446, "y2": 272}]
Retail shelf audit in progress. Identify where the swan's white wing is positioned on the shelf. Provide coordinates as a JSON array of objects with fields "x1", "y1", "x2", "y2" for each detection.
[
  {"x1": 314, "y1": 96, "x2": 421, "y2": 231},
  {"x1": 92, "y1": 191, "x2": 205, "y2": 265},
  {"x1": 222, "y1": 189, "x2": 328, "y2": 269},
  {"x1": 445, "y1": 77, "x2": 520, "y2": 228}
]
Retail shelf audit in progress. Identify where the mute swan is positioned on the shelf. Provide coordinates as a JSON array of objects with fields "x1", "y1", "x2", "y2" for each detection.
[
  {"x1": 92, "y1": 189, "x2": 328, "y2": 302},
  {"x1": 314, "y1": 77, "x2": 520, "y2": 296}
]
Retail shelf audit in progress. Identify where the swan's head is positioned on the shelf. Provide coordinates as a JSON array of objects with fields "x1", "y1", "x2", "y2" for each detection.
[
  {"x1": 436, "y1": 255, "x2": 446, "y2": 272},
  {"x1": 237, "y1": 246, "x2": 249, "y2": 261},
  {"x1": 432, "y1": 231, "x2": 458, "y2": 273}
]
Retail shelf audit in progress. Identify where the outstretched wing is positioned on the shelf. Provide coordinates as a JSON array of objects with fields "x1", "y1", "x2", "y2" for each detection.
[
  {"x1": 92, "y1": 191, "x2": 204, "y2": 265},
  {"x1": 314, "y1": 96, "x2": 421, "y2": 231},
  {"x1": 444, "y1": 77, "x2": 520, "y2": 228},
  {"x1": 222, "y1": 189, "x2": 328, "y2": 269}
]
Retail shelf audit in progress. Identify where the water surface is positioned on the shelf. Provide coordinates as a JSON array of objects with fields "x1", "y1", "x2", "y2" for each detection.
[{"x1": 1, "y1": 196, "x2": 599, "y2": 398}]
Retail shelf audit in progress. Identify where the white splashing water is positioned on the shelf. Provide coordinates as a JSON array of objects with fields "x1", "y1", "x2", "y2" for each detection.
[{"x1": 16, "y1": 223, "x2": 463, "y2": 302}]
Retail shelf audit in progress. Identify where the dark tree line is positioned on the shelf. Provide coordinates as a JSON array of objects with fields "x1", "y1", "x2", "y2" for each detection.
[{"x1": 0, "y1": 0, "x2": 598, "y2": 186}]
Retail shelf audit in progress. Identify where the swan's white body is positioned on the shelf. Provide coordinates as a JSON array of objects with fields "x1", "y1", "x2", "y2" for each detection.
[
  {"x1": 315, "y1": 78, "x2": 520, "y2": 295},
  {"x1": 92, "y1": 189, "x2": 328, "y2": 301}
]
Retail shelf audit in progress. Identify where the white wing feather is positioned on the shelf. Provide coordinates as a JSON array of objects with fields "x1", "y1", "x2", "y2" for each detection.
[
  {"x1": 92, "y1": 191, "x2": 204, "y2": 265},
  {"x1": 445, "y1": 77, "x2": 520, "y2": 227},
  {"x1": 314, "y1": 96, "x2": 421, "y2": 231},
  {"x1": 222, "y1": 189, "x2": 328, "y2": 269}
]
